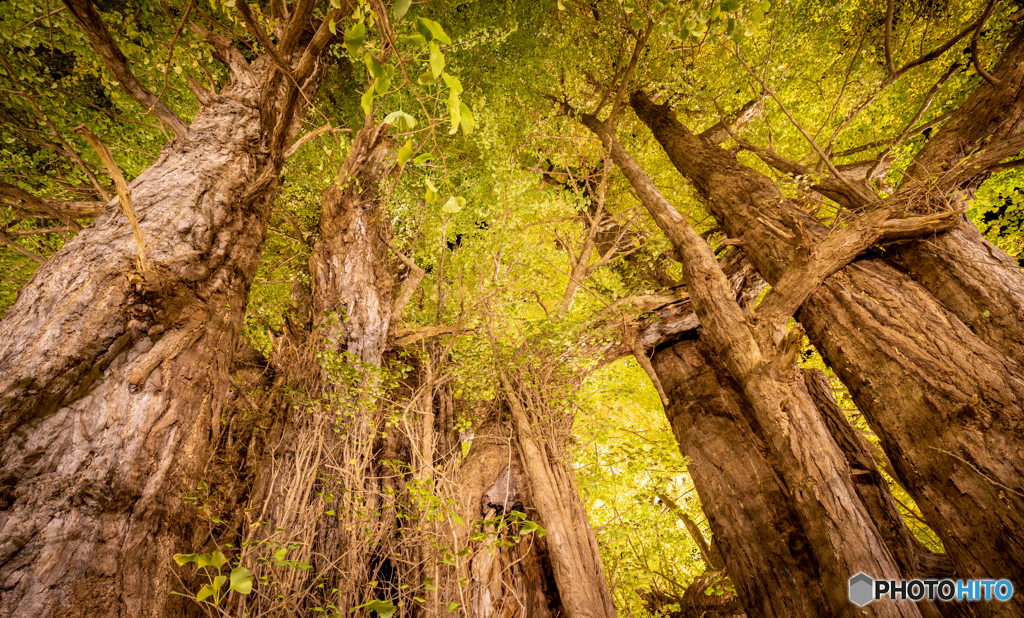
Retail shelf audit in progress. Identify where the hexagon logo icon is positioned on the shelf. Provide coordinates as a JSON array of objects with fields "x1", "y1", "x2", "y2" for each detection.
[{"x1": 849, "y1": 573, "x2": 875, "y2": 607}]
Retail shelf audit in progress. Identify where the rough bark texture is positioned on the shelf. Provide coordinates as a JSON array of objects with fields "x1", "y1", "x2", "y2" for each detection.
[
  {"x1": 631, "y1": 90, "x2": 1024, "y2": 617},
  {"x1": 584, "y1": 113, "x2": 921, "y2": 618},
  {"x1": 0, "y1": 62, "x2": 283, "y2": 617},
  {"x1": 455, "y1": 413, "x2": 562, "y2": 618},
  {"x1": 494, "y1": 371, "x2": 618, "y2": 618},
  {"x1": 893, "y1": 29, "x2": 1024, "y2": 362},
  {"x1": 652, "y1": 334, "x2": 827, "y2": 618}
]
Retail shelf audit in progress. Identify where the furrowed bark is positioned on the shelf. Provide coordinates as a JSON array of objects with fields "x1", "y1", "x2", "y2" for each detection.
[
  {"x1": 583, "y1": 113, "x2": 920, "y2": 618},
  {"x1": 652, "y1": 333, "x2": 827, "y2": 618},
  {"x1": 631, "y1": 90, "x2": 1024, "y2": 616},
  {"x1": 0, "y1": 14, "x2": 334, "y2": 618},
  {"x1": 892, "y1": 28, "x2": 1024, "y2": 362}
]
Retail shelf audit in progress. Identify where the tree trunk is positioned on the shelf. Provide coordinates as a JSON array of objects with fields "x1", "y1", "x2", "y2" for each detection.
[
  {"x1": 631, "y1": 91, "x2": 1024, "y2": 616},
  {"x1": 0, "y1": 68, "x2": 299, "y2": 618},
  {"x1": 891, "y1": 30, "x2": 1024, "y2": 362},
  {"x1": 584, "y1": 113, "x2": 924, "y2": 618},
  {"x1": 652, "y1": 334, "x2": 828, "y2": 618}
]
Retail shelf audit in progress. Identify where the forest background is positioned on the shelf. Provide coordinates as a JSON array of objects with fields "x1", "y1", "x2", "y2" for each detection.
[{"x1": 0, "y1": 0, "x2": 1022, "y2": 616}]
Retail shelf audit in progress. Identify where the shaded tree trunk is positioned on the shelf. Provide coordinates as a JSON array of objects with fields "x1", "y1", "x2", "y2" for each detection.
[
  {"x1": 0, "y1": 1, "x2": 342, "y2": 612},
  {"x1": 631, "y1": 90, "x2": 1024, "y2": 617}
]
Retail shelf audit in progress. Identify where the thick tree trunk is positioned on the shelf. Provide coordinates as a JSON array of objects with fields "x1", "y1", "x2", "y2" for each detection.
[
  {"x1": 584, "y1": 114, "x2": 923, "y2": 618},
  {"x1": 891, "y1": 30, "x2": 1024, "y2": 362},
  {"x1": 492, "y1": 369, "x2": 618, "y2": 618},
  {"x1": 652, "y1": 334, "x2": 828, "y2": 618},
  {"x1": 0, "y1": 63, "x2": 293, "y2": 617},
  {"x1": 454, "y1": 413, "x2": 563, "y2": 618},
  {"x1": 631, "y1": 91, "x2": 1024, "y2": 616},
  {"x1": 234, "y1": 122, "x2": 402, "y2": 615}
]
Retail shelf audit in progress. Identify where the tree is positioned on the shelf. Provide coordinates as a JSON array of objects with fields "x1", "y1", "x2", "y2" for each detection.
[{"x1": 0, "y1": 0, "x2": 348, "y2": 614}]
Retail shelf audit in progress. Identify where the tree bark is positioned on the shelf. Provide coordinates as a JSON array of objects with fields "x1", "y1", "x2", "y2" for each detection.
[
  {"x1": 892, "y1": 29, "x2": 1024, "y2": 362},
  {"x1": 583, "y1": 113, "x2": 922, "y2": 618},
  {"x1": 0, "y1": 8, "x2": 336, "y2": 616},
  {"x1": 631, "y1": 90, "x2": 1024, "y2": 616}
]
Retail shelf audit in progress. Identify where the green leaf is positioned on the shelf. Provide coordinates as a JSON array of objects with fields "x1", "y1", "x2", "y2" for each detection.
[
  {"x1": 376, "y1": 64, "x2": 394, "y2": 94},
  {"x1": 392, "y1": 0, "x2": 412, "y2": 20},
  {"x1": 196, "y1": 583, "x2": 215, "y2": 603},
  {"x1": 384, "y1": 110, "x2": 417, "y2": 131},
  {"x1": 557, "y1": 0, "x2": 565, "y2": 9},
  {"x1": 413, "y1": 152, "x2": 434, "y2": 164},
  {"x1": 519, "y1": 520, "x2": 547, "y2": 536},
  {"x1": 417, "y1": 70, "x2": 437, "y2": 85},
  {"x1": 328, "y1": 18, "x2": 336, "y2": 35},
  {"x1": 354, "y1": 600, "x2": 397, "y2": 618},
  {"x1": 424, "y1": 179, "x2": 438, "y2": 202},
  {"x1": 415, "y1": 17, "x2": 452, "y2": 45},
  {"x1": 173, "y1": 553, "x2": 198, "y2": 566},
  {"x1": 361, "y1": 85, "x2": 375, "y2": 115},
  {"x1": 229, "y1": 566, "x2": 254, "y2": 595},
  {"x1": 397, "y1": 139, "x2": 413, "y2": 166},
  {"x1": 448, "y1": 602, "x2": 461, "y2": 612},
  {"x1": 458, "y1": 102, "x2": 475, "y2": 135},
  {"x1": 442, "y1": 196, "x2": 465, "y2": 214},
  {"x1": 720, "y1": 0, "x2": 740, "y2": 11},
  {"x1": 364, "y1": 54, "x2": 384, "y2": 79},
  {"x1": 209, "y1": 551, "x2": 227, "y2": 569},
  {"x1": 441, "y1": 72, "x2": 463, "y2": 94},
  {"x1": 396, "y1": 34, "x2": 426, "y2": 46},
  {"x1": 761, "y1": 0, "x2": 771, "y2": 10},
  {"x1": 448, "y1": 92, "x2": 462, "y2": 135},
  {"x1": 344, "y1": 23, "x2": 366, "y2": 56},
  {"x1": 429, "y1": 41, "x2": 445, "y2": 78},
  {"x1": 630, "y1": 17, "x2": 644, "y2": 31},
  {"x1": 750, "y1": 8, "x2": 763, "y2": 23}
]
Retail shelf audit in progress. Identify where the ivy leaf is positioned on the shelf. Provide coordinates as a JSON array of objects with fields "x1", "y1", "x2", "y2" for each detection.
[
  {"x1": 173, "y1": 553, "x2": 198, "y2": 566},
  {"x1": 392, "y1": 0, "x2": 412, "y2": 20},
  {"x1": 229, "y1": 566, "x2": 254, "y2": 595},
  {"x1": 397, "y1": 140, "x2": 414, "y2": 166},
  {"x1": 417, "y1": 70, "x2": 437, "y2": 85},
  {"x1": 519, "y1": 520, "x2": 547, "y2": 536},
  {"x1": 376, "y1": 64, "x2": 394, "y2": 94},
  {"x1": 196, "y1": 583, "x2": 215, "y2": 603},
  {"x1": 441, "y1": 72, "x2": 463, "y2": 94},
  {"x1": 458, "y1": 102, "x2": 475, "y2": 135},
  {"x1": 364, "y1": 54, "x2": 384, "y2": 79},
  {"x1": 383, "y1": 110, "x2": 417, "y2": 131},
  {"x1": 429, "y1": 41, "x2": 445, "y2": 78},
  {"x1": 396, "y1": 34, "x2": 426, "y2": 46},
  {"x1": 344, "y1": 23, "x2": 366, "y2": 56},
  {"x1": 424, "y1": 179, "x2": 438, "y2": 202}
]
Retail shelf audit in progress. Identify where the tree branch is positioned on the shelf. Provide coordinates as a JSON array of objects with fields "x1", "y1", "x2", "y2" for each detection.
[
  {"x1": 75, "y1": 126, "x2": 153, "y2": 277},
  {"x1": 63, "y1": 0, "x2": 190, "y2": 138}
]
